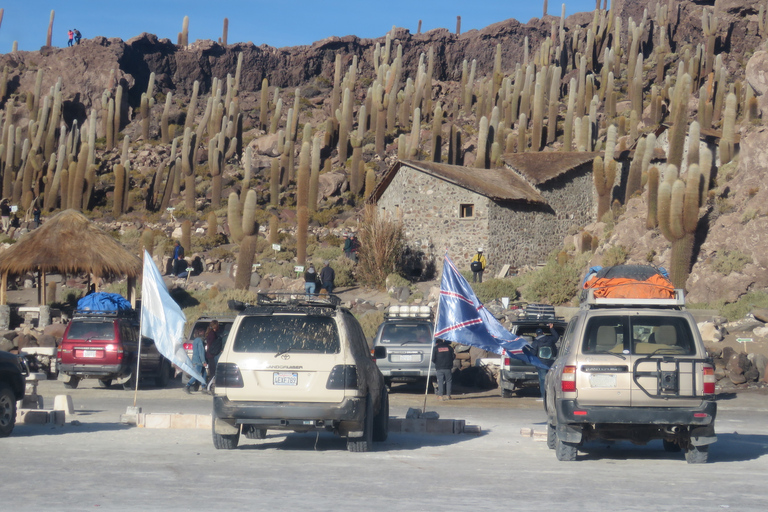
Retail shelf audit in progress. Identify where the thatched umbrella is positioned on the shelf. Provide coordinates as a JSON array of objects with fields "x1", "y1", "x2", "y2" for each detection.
[{"x1": 0, "y1": 209, "x2": 142, "y2": 305}]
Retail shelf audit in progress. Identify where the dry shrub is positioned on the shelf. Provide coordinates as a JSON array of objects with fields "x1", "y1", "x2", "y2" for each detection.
[{"x1": 356, "y1": 205, "x2": 404, "y2": 289}]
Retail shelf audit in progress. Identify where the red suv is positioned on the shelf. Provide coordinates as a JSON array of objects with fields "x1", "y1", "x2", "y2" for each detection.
[{"x1": 58, "y1": 310, "x2": 172, "y2": 389}]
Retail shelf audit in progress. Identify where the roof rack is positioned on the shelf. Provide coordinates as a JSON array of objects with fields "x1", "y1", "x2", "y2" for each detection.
[
  {"x1": 228, "y1": 292, "x2": 342, "y2": 312},
  {"x1": 72, "y1": 309, "x2": 136, "y2": 319},
  {"x1": 384, "y1": 305, "x2": 433, "y2": 320},
  {"x1": 581, "y1": 288, "x2": 686, "y2": 308}
]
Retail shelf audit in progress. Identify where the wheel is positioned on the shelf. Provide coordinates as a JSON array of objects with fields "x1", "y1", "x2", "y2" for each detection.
[
  {"x1": 63, "y1": 375, "x2": 80, "y2": 389},
  {"x1": 547, "y1": 423, "x2": 556, "y2": 450},
  {"x1": 685, "y1": 444, "x2": 709, "y2": 464},
  {"x1": 555, "y1": 435, "x2": 578, "y2": 461},
  {"x1": 212, "y1": 423, "x2": 240, "y2": 449},
  {"x1": 501, "y1": 387, "x2": 514, "y2": 398},
  {"x1": 347, "y1": 395, "x2": 374, "y2": 452},
  {"x1": 372, "y1": 389, "x2": 389, "y2": 443},
  {"x1": 244, "y1": 426, "x2": 267, "y2": 439},
  {"x1": 156, "y1": 360, "x2": 170, "y2": 388},
  {"x1": 0, "y1": 383, "x2": 17, "y2": 438},
  {"x1": 97, "y1": 378, "x2": 112, "y2": 388},
  {"x1": 663, "y1": 439, "x2": 682, "y2": 453}
]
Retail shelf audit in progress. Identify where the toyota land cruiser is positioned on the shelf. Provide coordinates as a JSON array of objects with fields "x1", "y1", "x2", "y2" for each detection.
[{"x1": 372, "y1": 305, "x2": 434, "y2": 388}]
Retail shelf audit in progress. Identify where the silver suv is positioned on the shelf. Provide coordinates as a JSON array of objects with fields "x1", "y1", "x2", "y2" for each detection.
[
  {"x1": 212, "y1": 293, "x2": 389, "y2": 452},
  {"x1": 545, "y1": 273, "x2": 717, "y2": 463},
  {"x1": 372, "y1": 305, "x2": 434, "y2": 388}
]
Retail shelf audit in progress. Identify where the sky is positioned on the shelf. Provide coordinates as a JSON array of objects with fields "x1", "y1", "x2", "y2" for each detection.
[{"x1": 0, "y1": 1, "x2": 601, "y2": 52}]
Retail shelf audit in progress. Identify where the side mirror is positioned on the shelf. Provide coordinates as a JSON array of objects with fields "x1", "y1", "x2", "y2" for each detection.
[{"x1": 373, "y1": 346, "x2": 387, "y2": 360}]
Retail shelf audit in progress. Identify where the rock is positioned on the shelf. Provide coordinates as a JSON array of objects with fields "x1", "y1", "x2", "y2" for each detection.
[
  {"x1": 753, "y1": 326, "x2": 768, "y2": 338},
  {"x1": 726, "y1": 352, "x2": 750, "y2": 376},
  {"x1": 697, "y1": 321, "x2": 724, "y2": 342},
  {"x1": 43, "y1": 324, "x2": 66, "y2": 339},
  {"x1": 249, "y1": 272, "x2": 261, "y2": 288},
  {"x1": 405, "y1": 407, "x2": 422, "y2": 419},
  {"x1": 743, "y1": 365, "x2": 760, "y2": 383},
  {"x1": 37, "y1": 334, "x2": 56, "y2": 348},
  {"x1": 724, "y1": 316, "x2": 765, "y2": 333},
  {"x1": 318, "y1": 172, "x2": 347, "y2": 200},
  {"x1": 0, "y1": 337, "x2": 14, "y2": 351},
  {"x1": 727, "y1": 371, "x2": 747, "y2": 385},
  {"x1": 751, "y1": 308, "x2": 768, "y2": 323},
  {"x1": 397, "y1": 286, "x2": 411, "y2": 302},
  {"x1": 748, "y1": 353, "x2": 768, "y2": 381}
]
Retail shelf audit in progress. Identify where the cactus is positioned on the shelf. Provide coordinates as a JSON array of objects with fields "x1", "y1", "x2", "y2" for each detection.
[
  {"x1": 181, "y1": 16, "x2": 189, "y2": 47},
  {"x1": 181, "y1": 127, "x2": 196, "y2": 210},
  {"x1": 365, "y1": 168, "x2": 376, "y2": 199},
  {"x1": 309, "y1": 134, "x2": 321, "y2": 212},
  {"x1": 719, "y1": 92, "x2": 737, "y2": 165},
  {"x1": 221, "y1": 17, "x2": 228, "y2": 46},
  {"x1": 667, "y1": 74, "x2": 692, "y2": 169},
  {"x1": 517, "y1": 113, "x2": 527, "y2": 153},
  {"x1": 625, "y1": 137, "x2": 645, "y2": 203},
  {"x1": 113, "y1": 164, "x2": 125, "y2": 216},
  {"x1": 531, "y1": 75, "x2": 544, "y2": 151},
  {"x1": 141, "y1": 229, "x2": 155, "y2": 258},
  {"x1": 593, "y1": 156, "x2": 615, "y2": 221},
  {"x1": 646, "y1": 165, "x2": 660, "y2": 229},
  {"x1": 46, "y1": 10, "x2": 54, "y2": 47},
  {"x1": 296, "y1": 205, "x2": 308, "y2": 266},
  {"x1": 297, "y1": 141, "x2": 310, "y2": 206}
]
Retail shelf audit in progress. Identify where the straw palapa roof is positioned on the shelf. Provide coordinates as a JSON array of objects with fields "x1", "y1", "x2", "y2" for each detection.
[{"x1": 0, "y1": 209, "x2": 142, "y2": 278}]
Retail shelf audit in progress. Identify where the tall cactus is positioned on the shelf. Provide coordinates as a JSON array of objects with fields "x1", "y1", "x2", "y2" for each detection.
[
  {"x1": 593, "y1": 155, "x2": 615, "y2": 221},
  {"x1": 234, "y1": 190, "x2": 259, "y2": 290}
]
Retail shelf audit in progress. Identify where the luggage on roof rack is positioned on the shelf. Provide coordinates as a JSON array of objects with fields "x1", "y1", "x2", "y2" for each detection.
[{"x1": 581, "y1": 264, "x2": 679, "y2": 303}]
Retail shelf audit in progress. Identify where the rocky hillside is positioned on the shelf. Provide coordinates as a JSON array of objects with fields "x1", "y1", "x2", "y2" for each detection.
[{"x1": 0, "y1": 0, "x2": 766, "y2": 306}]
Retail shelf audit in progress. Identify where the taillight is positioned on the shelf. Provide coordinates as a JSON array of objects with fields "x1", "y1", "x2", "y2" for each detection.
[
  {"x1": 503, "y1": 355, "x2": 510, "y2": 366},
  {"x1": 326, "y1": 365, "x2": 358, "y2": 390},
  {"x1": 702, "y1": 365, "x2": 715, "y2": 395},
  {"x1": 116, "y1": 344, "x2": 124, "y2": 361},
  {"x1": 561, "y1": 365, "x2": 577, "y2": 392},
  {"x1": 183, "y1": 342, "x2": 193, "y2": 351},
  {"x1": 215, "y1": 362, "x2": 244, "y2": 388}
]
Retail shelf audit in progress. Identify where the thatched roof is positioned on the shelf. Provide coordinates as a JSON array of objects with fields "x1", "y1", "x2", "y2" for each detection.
[
  {"x1": 370, "y1": 160, "x2": 546, "y2": 204},
  {"x1": 502, "y1": 151, "x2": 602, "y2": 185},
  {"x1": 0, "y1": 209, "x2": 142, "y2": 278}
]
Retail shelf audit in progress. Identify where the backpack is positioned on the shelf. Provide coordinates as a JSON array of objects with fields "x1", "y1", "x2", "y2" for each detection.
[{"x1": 470, "y1": 260, "x2": 483, "y2": 272}]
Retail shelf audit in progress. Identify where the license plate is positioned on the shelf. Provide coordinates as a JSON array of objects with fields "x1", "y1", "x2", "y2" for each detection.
[
  {"x1": 82, "y1": 350, "x2": 98, "y2": 358},
  {"x1": 589, "y1": 374, "x2": 617, "y2": 388},
  {"x1": 273, "y1": 372, "x2": 298, "y2": 386},
  {"x1": 393, "y1": 354, "x2": 420, "y2": 362}
]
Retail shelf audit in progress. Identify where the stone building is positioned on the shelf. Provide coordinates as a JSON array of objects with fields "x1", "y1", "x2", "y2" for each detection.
[{"x1": 371, "y1": 154, "x2": 599, "y2": 275}]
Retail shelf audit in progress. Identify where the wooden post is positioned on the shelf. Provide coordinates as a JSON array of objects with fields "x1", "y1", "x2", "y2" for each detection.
[{"x1": 1, "y1": 272, "x2": 7, "y2": 305}]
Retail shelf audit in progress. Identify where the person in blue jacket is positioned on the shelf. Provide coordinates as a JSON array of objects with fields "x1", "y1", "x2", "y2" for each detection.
[
  {"x1": 184, "y1": 328, "x2": 207, "y2": 394},
  {"x1": 531, "y1": 323, "x2": 559, "y2": 399}
]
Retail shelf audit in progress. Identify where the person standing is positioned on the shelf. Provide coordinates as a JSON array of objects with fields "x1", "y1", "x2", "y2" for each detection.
[
  {"x1": 530, "y1": 322, "x2": 559, "y2": 400},
  {"x1": 304, "y1": 263, "x2": 317, "y2": 297},
  {"x1": 1, "y1": 200, "x2": 10, "y2": 233},
  {"x1": 32, "y1": 204, "x2": 41, "y2": 228},
  {"x1": 172, "y1": 241, "x2": 186, "y2": 276},
  {"x1": 470, "y1": 248, "x2": 487, "y2": 283},
  {"x1": 67, "y1": 29, "x2": 74, "y2": 47},
  {"x1": 349, "y1": 233, "x2": 360, "y2": 262},
  {"x1": 204, "y1": 320, "x2": 222, "y2": 387},
  {"x1": 432, "y1": 338, "x2": 455, "y2": 400},
  {"x1": 319, "y1": 260, "x2": 336, "y2": 294},
  {"x1": 184, "y1": 328, "x2": 207, "y2": 394}
]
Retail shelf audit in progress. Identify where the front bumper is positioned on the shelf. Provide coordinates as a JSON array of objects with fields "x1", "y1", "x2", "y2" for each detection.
[{"x1": 213, "y1": 395, "x2": 366, "y2": 427}]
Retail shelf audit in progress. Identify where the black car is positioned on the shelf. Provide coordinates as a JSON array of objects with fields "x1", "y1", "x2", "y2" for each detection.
[{"x1": 0, "y1": 350, "x2": 28, "y2": 437}]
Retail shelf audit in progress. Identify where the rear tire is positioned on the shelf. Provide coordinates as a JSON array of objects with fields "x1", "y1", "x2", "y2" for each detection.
[
  {"x1": 244, "y1": 426, "x2": 267, "y2": 439},
  {"x1": 156, "y1": 360, "x2": 170, "y2": 388},
  {"x1": 500, "y1": 387, "x2": 514, "y2": 398},
  {"x1": 372, "y1": 389, "x2": 389, "y2": 443},
  {"x1": 555, "y1": 435, "x2": 578, "y2": 461},
  {"x1": 97, "y1": 378, "x2": 112, "y2": 388},
  {"x1": 547, "y1": 423, "x2": 556, "y2": 450},
  {"x1": 122, "y1": 372, "x2": 136, "y2": 390},
  {"x1": 63, "y1": 375, "x2": 80, "y2": 389},
  {"x1": 663, "y1": 439, "x2": 682, "y2": 453},
  {"x1": 212, "y1": 423, "x2": 240, "y2": 449},
  {"x1": 0, "y1": 383, "x2": 17, "y2": 438},
  {"x1": 685, "y1": 444, "x2": 709, "y2": 464},
  {"x1": 347, "y1": 395, "x2": 374, "y2": 452}
]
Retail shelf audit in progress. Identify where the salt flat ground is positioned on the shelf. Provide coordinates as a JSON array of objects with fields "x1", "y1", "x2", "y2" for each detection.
[{"x1": 1, "y1": 379, "x2": 766, "y2": 511}]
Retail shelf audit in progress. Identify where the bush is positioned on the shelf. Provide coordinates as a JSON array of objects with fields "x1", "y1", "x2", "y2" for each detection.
[
  {"x1": 519, "y1": 251, "x2": 592, "y2": 305},
  {"x1": 689, "y1": 291, "x2": 768, "y2": 322},
  {"x1": 712, "y1": 250, "x2": 752, "y2": 275},
  {"x1": 313, "y1": 246, "x2": 344, "y2": 262},
  {"x1": 356, "y1": 205, "x2": 404, "y2": 289},
  {"x1": 473, "y1": 279, "x2": 519, "y2": 304},
  {"x1": 602, "y1": 245, "x2": 628, "y2": 267},
  {"x1": 357, "y1": 309, "x2": 385, "y2": 340}
]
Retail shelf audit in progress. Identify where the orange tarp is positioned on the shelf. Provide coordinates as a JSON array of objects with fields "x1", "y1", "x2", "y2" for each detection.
[{"x1": 584, "y1": 274, "x2": 675, "y2": 299}]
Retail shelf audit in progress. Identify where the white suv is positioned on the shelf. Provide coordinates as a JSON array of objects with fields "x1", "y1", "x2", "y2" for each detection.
[{"x1": 212, "y1": 294, "x2": 389, "y2": 452}]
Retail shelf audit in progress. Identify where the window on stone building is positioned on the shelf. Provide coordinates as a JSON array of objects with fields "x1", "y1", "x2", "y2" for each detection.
[{"x1": 460, "y1": 204, "x2": 474, "y2": 218}]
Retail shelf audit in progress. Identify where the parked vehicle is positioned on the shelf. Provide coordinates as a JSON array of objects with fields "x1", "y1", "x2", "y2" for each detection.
[
  {"x1": 545, "y1": 265, "x2": 717, "y2": 463},
  {"x1": 372, "y1": 305, "x2": 434, "y2": 388},
  {"x1": 212, "y1": 293, "x2": 389, "y2": 452},
  {"x1": 0, "y1": 350, "x2": 28, "y2": 437},
  {"x1": 57, "y1": 310, "x2": 173, "y2": 390},
  {"x1": 499, "y1": 304, "x2": 567, "y2": 397}
]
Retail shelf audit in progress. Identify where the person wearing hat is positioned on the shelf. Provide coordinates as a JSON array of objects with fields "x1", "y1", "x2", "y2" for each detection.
[
  {"x1": 304, "y1": 263, "x2": 317, "y2": 297},
  {"x1": 530, "y1": 322, "x2": 560, "y2": 400},
  {"x1": 470, "y1": 248, "x2": 487, "y2": 283}
]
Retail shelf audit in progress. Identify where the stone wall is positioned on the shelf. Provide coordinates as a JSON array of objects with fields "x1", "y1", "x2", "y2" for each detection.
[
  {"x1": 490, "y1": 165, "x2": 595, "y2": 269},
  {"x1": 377, "y1": 166, "x2": 491, "y2": 272}
]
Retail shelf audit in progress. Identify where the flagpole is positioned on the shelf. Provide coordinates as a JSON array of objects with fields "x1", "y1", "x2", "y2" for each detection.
[
  {"x1": 133, "y1": 256, "x2": 145, "y2": 408},
  {"x1": 422, "y1": 271, "x2": 443, "y2": 413}
]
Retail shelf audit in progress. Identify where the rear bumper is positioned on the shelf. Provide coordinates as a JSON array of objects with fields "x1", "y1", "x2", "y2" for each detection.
[
  {"x1": 59, "y1": 363, "x2": 127, "y2": 378},
  {"x1": 556, "y1": 398, "x2": 717, "y2": 426},
  {"x1": 213, "y1": 395, "x2": 365, "y2": 426},
  {"x1": 501, "y1": 368, "x2": 537, "y2": 381},
  {"x1": 378, "y1": 368, "x2": 430, "y2": 380}
]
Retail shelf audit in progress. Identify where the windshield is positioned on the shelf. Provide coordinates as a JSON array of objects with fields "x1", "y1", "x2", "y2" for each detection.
[
  {"x1": 582, "y1": 315, "x2": 695, "y2": 355},
  {"x1": 379, "y1": 322, "x2": 433, "y2": 344},
  {"x1": 67, "y1": 321, "x2": 116, "y2": 340},
  {"x1": 232, "y1": 315, "x2": 340, "y2": 354}
]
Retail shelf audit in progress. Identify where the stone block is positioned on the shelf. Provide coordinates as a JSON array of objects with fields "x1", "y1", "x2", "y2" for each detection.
[
  {"x1": 170, "y1": 414, "x2": 198, "y2": 429},
  {"x1": 387, "y1": 418, "x2": 403, "y2": 433},
  {"x1": 520, "y1": 427, "x2": 533, "y2": 437},
  {"x1": 196, "y1": 414, "x2": 212, "y2": 429},
  {"x1": 50, "y1": 410, "x2": 66, "y2": 426},
  {"x1": 400, "y1": 418, "x2": 427, "y2": 433},
  {"x1": 532, "y1": 430, "x2": 548, "y2": 442},
  {"x1": 143, "y1": 414, "x2": 172, "y2": 429},
  {"x1": 425, "y1": 419, "x2": 456, "y2": 434},
  {"x1": 17, "y1": 409, "x2": 49, "y2": 424},
  {"x1": 53, "y1": 395, "x2": 75, "y2": 416}
]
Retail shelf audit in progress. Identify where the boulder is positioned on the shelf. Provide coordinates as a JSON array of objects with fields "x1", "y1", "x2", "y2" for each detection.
[
  {"x1": 43, "y1": 324, "x2": 67, "y2": 339},
  {"x1": 37, "y1": 334, "x2": 57, "y2": 348},
  {"x1": 698, "y1": 321, "x2": 723, "y2": 342},
  {"x1": 751, "y1": 308, "x2": 768, "y2": 323},
  {"x1": 0, "y1": 337, "x2": 14, "y2": 352},
  {"x1": 724, "y1": 316, "x2": 765, "y2": 333},
  {"x1": 726, "y1": 352, "x2": 750, "y2": 376},
  {"x1": 748, "y1": 353, "x2": 768, "y2": 381}
]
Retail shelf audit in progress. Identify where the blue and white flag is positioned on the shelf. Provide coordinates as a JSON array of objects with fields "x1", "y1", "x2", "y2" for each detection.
[
  {"x1": 435, "y1": 254, "x2": 548, "y2": 369},
  {"x1": 140, "y1": 250, "x2": 206, "y2": 384}
]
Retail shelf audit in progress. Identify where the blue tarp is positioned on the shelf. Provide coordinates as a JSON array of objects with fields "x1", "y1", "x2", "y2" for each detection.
[{"x1": 77, "y1": 292, "x2": 132, "y2": 311}]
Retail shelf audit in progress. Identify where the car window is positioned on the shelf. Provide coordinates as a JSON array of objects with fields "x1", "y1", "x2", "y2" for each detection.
[
  {"x1": 379, "y1": 323, "x2": 432, "y2": 344},
  {"x1": 582, "y1": 316, "x2": 695, "y2": 355},
  {"x1": 232, "y1": 315, "x2": 340, "y2": 354},
  {"x1": 67, "y1": 321, "x2": 115, "y2": 340}
]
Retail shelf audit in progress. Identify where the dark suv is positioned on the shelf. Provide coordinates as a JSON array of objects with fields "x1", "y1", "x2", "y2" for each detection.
[
  {"x1": 58, "y1": 310, "x2": 172, "y2": 390},
  {"x1": 0, "y1": 350, "x2": 27, "y2": 437},
  {"x1": 499, "y1": 304, "x2": 567, "y2": 397}
]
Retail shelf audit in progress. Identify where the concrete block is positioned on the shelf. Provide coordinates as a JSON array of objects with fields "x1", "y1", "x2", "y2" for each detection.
[
  {"x1": 17, "y1": 409, "x2": 49, "y2": 424},
  {"x1": 53, "y1": 395, "x2": 75, "y2": 416},
  {"x1": 25, "y1": 372, "x2": 47, "y2": 382},
  {"x1": 170, "y1": 414, "x2": 198, "y2": 429},
  {"x1": 196, "y1": 414, "x2": 212, "y2": 429},
  {"x1": 425, "y1": 419, "x2": 457, "y2": 434},
  {"x1": 120, "y1": 413, "x2": 138, "y2": 425},
  {"x1": 532, "y1": 430, "x2": 548, "y2": 442},
  {"x1": 143, "y1": 414, "x2": 172, "y2": 429},
  {"x1": 400, "y1": 418, "x2": 427, "y2": 433},
  {"x1": 50, "y1": 410, "x2": 66, "y2": 426},
  {"x1": 387, "y1": 418, "x2": 403, "y2": 433},
  {"x1": 463, "y1": 425, "x2": 482, "y2": 434},
  {"x1": 520, "y1": 427, "x2": 533, "y2": 437}
]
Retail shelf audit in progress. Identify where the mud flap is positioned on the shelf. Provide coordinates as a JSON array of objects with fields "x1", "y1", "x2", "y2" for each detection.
[
  {"x1": 214, "y1": 417, "x2": 239, "y2": 435},
  {"x1": 556, "y1": 423, "x2": 583, "y2": 444},
  {"x1": 689, "y1": 425, "x2": 717, "y2": 446}
]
